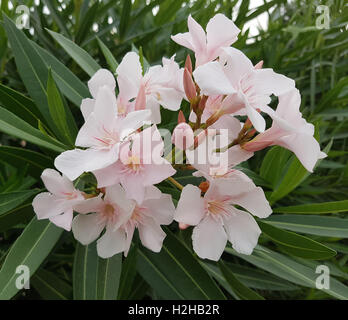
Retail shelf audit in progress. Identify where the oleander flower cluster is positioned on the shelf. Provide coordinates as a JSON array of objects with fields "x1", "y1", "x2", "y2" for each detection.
[{"x1": 32, "y1": 14, "x2": 326, "y2": 261}]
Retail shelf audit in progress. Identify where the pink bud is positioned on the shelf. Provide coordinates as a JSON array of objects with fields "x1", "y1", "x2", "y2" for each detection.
[
  {"x1": 135, "y1": 84, "x2": 146, "y2": 110},
  {"x1": 178, "y1": 110, "x2": 186, "y2": 123},
  {"x1": 185, "y1": 55, "x2": 193, "y2": 74},
  {"x1": 172, "y1": 122, "x2": 194, "y2": 150},
  {"x1": 183, "y1": 68, "x2": 196, "y2": 101},
  {"x1": 254, "y1": 60, "x2": 264, "y2": 69}
]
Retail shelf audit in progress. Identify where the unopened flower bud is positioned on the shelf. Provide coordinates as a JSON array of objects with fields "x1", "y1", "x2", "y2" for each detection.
[
  {"x1": 172, "y1": 122, "x2": 194, "y2": 150},
  {"x1": 185, "y1": 55, "x2": 193, "y2": 74},
  {"x1": 178, "y1": 110, "x2": 186, "y2": 124},
  {"x1": 135, "y1": 84, "x2": 146, "y2": 110},
  {"x1": 183, "y1": 68, "x2": 196, "y2": 102},
  {"x1": 254, "y1": 60, "x2": 263, "y2": 69}
]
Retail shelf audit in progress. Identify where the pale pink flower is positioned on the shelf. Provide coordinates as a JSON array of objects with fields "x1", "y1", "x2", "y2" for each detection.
[
  {"x1": 193, "y1": 47, "x2": 295, "y2": 132},
  {"x1": 172, "y1": 122, "x2": 195, "y2": 150},
  {"x1": 243, "y1": 89, "x2": 326, "y2": 172},
  {"x1": 32, "y1": 169, "x2": 85, "y2": 231},
  {"x1": 185, "y1": 117, "x2": 253, "y2": 176},
  {"x1": 54, "y1": 85, "x2": 150, "y2": 181},
  {"x1": 171, "y1": 14, "x2": 240, "y2": 66},
  {"x1": 116, "y1": 52, "x2": 185, "y2": 123},
  {"x1": 93, "y1": 125, "x2": 176, "y2": 204},
  {"x1": 174, "y1": 178, "x2": 271, "y2": 261},
  {"x1": 72, "y1": 185, "x2": 175, "y2": 258},
  {"x1": 80, "y1": 69, "x2": 116, "y2": 121}
]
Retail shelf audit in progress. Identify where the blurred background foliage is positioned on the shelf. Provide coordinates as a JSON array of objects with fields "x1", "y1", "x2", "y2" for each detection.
[{"x1": 0, "y1": 0, "x2": 347, "y2": 300}]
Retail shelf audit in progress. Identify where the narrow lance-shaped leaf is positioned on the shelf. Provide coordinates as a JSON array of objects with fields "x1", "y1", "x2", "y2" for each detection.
[
  {"x1": 0, "y1": 106, "x2": 67, "y2": 153},
  {"x1": 273, "y1": 200, "x2": 348, "y2": 214},
  {"x1": 47, "y1": 68, "x2": 75, "y2": 147},
  {"x1": 47, "y1": 29, "x2": 101, "y2": 77},
  {"x1": 258, "y1": 220, "x2": 336, "y2": 260},
  {"x1": 0, "y1": 219, "x2": 64, "y2": 300},
  {"x1": 218, "y1": 260, "x2": 264, "y2": 300}
]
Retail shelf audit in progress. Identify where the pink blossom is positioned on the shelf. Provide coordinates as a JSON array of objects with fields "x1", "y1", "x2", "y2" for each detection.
[
  {"x1": 80, "y1": 69, "x2": 116, "y2": 121},
  {"x1": 174, "y1": 178, "x2": 271, "y2": 261},
  {"x1": 116, "y1": 52, "x2": 185, "y2": 123},
  {"x1": 172, "y1": 122, "x2": 195, "y2": 150},
  {"x1": 93, "y1": 125, "x2": 176, "y2": 204},
  {"x1": 193, "y1": 47, "x2": 295, "y2": 132},
  {"x1": 171, "y1": 14, "x2": 240, "y2": 66},
  {"x1": 243, "y1": 89, "x2": 326, "y2": 172},
  {"x1": 32, "y1": 169, "x2": 85, "y2": 231},
  {"x1": 54, "y1": 85, "x2": 150, "y2": 181},
  {"x1": 72, "y1": 185, "x2": 175, "y2": 258}
]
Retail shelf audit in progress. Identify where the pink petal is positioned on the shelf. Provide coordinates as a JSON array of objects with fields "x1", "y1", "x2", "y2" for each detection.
[
  {"x1": 93, "y1": 162, "x2": 122, "y2": 188},
  {"x1": 141, "y1": 163, "x2": 176, "y2": 186},
  {"x1": 143, "y1": 193, "x2": 175, "y2": 225},
  {"x1": 80, "y1": 98, "x2": 95, "y2": 121},
  {"x1": 220, "y1": 47, "x2": 253, "y2": 88},
  {"x1": 73, "y1": 195, "x2": 104, "y2": 214},
  {"x1": 206, "y1": 14, "x2": 240, "y2": 61},
  {"x1": 192, "y1": 215, "x2": 227, "y2": 261},
  {"x1": 223, "y1": 208, "x2": 261, "y2": 255},
  {"x1": 97, "y1": 225, "x2": 126, "y2": 258},
  {"x1": 41, "y1": 168, "x2": 74, "y2": 195},
  {"x1": 116, "y1": 52, "x2": 142, "y2": 100},
  {"x1": 138, "y1": 217, "x2": 166, "y2": 253},
  {"x1": 54, "y1": 146, "x2": 119, "y2": 181},
  {"x1": 171, "y1": 32, "x2": 194, "y2": 51},
  {"x1": 72, "y1": 213, "x2": 105, "y2": 245},
  {"x1": 193, "y1": 61, "x2": 236, "y2": 95},
  {"x1": 276, "y1": 133, "x2": 325, "y2": 172},
  {"x1": 32, "y1": 193, "x2": 65, "y2": 220},
  {"x1": 232, "y1": 186, "x2": 272, "y2": 218},
  {"x1": 88, "y1": 69, "x2": 116, "y2": 99},
  {"x1": 249, "y1": 68, "x2": 295, "y2": 96},
  {"x1": 49, "y1": 208, "x2": 73, "y2": 231},
  {"x1": 174, "y1": 184, "x2": 205, "y2": 226}
]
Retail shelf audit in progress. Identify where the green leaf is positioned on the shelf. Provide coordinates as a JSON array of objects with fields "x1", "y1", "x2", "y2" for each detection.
[
  {"x1": 96, "y1": 254, "x2": 122, "y2": 300},
  {"x1": 273, "y1": 200, "x2": 348, "y2": 214},
  {"x1": 137, "y1": 228, "x2": 226, "y2": 300},
  {"x1": 31, "y1": 41, "x2": 90, "y2": 107},
  {"x1": 119, "y1": 0, "x2": 132, "y2": 40},
  {"x1": 47, "y1": 68, "x2": 75, "y2": 146},
  {"x1": 117, "y1": 245, "x2": 137, "y2": 300},
  {"x1": 204, "y1": 262, "x2": 298, "y2": 292},
  {"x1": 73, "y1": 242, "x2": 98, "y2": 300},
  {"x1": 47, "y1": 29, "x2": 101, "y2": 77},
  {"x1": 97, "y1": 37, "x2": 118, "y2": 73},
  {"x1": 260, "y1": 146, "x2": 291, "y2": 188},
  {"x1": 270, "y1": 139, "x2": 332, "y2": 202},
  {"x1": 226, "y1": 246, "x2": 348, "y2": 300},
  {"x1": 0, "y1": 202, "x2": 34, "y2": 233},
  {"x1": 0, "y1": 84, "x2": 41, "y2": 127},
  {"x1": 75, "y1": 1, "x2": 99, "y2": 44},
  {"x1": 265, "y1": 215, "x2": 348, "y2": 238},
  {"x1": 31, "y1": 268, "x2": 73, "y2": 300},
  {"x1": 218, "y1": 260, "x2": 264, "y2": 300},
  {"x1": 0, "y1": 106, "x2": 67, "y2": 153},
  {"x1": 0, "y1": 190, "x2": 39, "y2": 216},
  {"x1": 3, "y1": 14, "x2": 54, "y2": 129},
  {"x1": 258, "y1": 220, "x2": 336, "y2": 259},
  {"x1": 0, "y1": 219, "x2": 64, "y2": 300},
  {"x1": 0, "y1": 146, "x2": 53, "y2": 179}
]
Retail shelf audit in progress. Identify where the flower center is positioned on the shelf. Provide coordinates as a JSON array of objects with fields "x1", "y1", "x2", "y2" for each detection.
[{"x1": 125, "y1": 155, "x2": 142, "y2": 172}]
